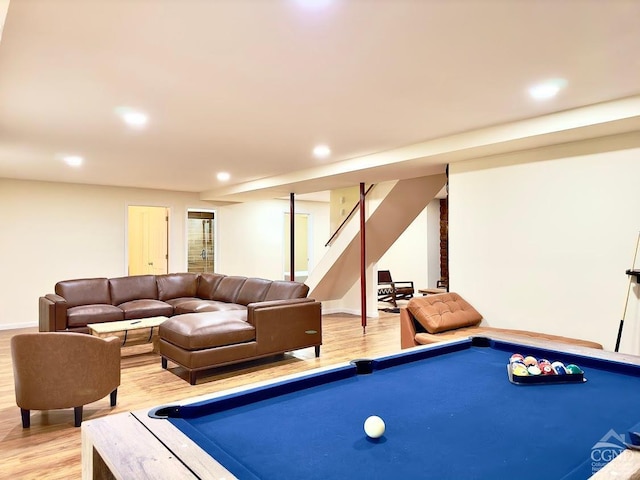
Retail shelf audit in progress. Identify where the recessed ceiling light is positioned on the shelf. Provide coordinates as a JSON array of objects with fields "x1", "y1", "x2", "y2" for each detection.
[
  {"x1": 528, "y1": 78, "x2": 567, "y2": 100},
  {"x1": 217, "y1": 172, "x2": 230, "y2": 181},
  {"x1": 313, "y1": 145, "x2": 331, "y2": 158},
  {"x1": 294, "y1": 0, "x2": 333, "y2": 9},
  {"x1": 115, "y1": 107, "x2": 148, "y2": 128},
  {"x1": 63, "y1": 155, "x2": 83, "y2": 167}
]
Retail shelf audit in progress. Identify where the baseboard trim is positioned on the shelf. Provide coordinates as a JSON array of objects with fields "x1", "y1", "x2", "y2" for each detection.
[
  {"x1": 0, "y1": 322, "x2": 38, "y2": 331},
  {"x1": 321, "y1": 307, "x2": 379, "y2": 318}
]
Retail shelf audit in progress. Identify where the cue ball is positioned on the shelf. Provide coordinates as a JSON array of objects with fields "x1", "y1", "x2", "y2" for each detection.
[{"x1": 364, "y1": 415, "x2": 385, "y2": 439}]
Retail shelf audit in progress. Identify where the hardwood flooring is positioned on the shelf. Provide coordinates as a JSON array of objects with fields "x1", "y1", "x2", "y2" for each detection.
[{"x1": 0, "y1": 312, "x2": 401, "y2": 479}]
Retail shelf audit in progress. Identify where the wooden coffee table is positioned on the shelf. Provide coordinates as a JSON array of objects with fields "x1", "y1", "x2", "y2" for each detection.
[{"x1": 88, "y1": 316, "x2": 168, "y2": 352}]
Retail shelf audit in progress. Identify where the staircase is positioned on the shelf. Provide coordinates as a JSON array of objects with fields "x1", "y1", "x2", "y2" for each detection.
[{"x1": 307, "y1": 174, "x2": 446, "y2": 301}]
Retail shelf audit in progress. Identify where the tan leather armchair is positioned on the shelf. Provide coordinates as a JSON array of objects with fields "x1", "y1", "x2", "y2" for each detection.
[
  {"x1": 11, "y1": 332, "x2": 121, "y2": 428},
  {"x1": 400, "y1": 293, "x2": 603, "y2": 350}
]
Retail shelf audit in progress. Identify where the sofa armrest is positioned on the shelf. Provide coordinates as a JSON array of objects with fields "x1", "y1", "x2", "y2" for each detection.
[
  {"x1": 248, "y1": 299, "x2": 322, "y2": 355},
  {"x1": 39, "y1": 294, "x2": 68, "y2": 332}
]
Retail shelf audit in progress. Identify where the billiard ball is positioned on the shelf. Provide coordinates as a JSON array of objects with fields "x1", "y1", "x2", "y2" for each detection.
[
  {"x1": 523, "y1": 356, "x2": 538, "y2": 366},
  {"x1": 510, "y1": 354, "x2": 524, "y2": 364},
  {"x1": 527, "y1": 365, "x2": 542, "y2": 375},
  {"x1": 541, "y1": 364, "x2": 555, "y2": 375},
  {"x1": 551, "y1": 361, "x2": 567, "y2": 375},
  {"x1": 364, "y1": 415, "x2": 385, "y2": 439},
  {"x1": 511, "y1": 363, "x2": 528, "y2": 376},
  {"x1": 565, "y1": 364, "x2": 583, "y2": 374}
]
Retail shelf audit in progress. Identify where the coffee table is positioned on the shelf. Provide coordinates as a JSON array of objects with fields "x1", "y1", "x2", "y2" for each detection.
[{"x1": 88, "y1": 316, "x2": 168, "y2": 352}]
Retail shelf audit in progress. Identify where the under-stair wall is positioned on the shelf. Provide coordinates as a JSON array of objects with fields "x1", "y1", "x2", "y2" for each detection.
[{"x1": 306, "y1": 174, "x2": 446, "y2": 302}]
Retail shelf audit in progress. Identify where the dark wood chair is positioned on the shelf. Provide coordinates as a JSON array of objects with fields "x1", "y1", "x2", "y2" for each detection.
[{"x1": 377, "y1": 270, "x2": 414, "y2": 308}]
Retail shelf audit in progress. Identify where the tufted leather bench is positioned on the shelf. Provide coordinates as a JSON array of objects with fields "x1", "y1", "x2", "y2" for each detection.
[{"x1": 400, "y1": 293, "x2": 603, "y2": 350}]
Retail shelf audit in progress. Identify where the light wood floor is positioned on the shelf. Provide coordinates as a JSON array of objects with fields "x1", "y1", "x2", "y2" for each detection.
[{"x1": 0, "y1": 312, "x2": 401, "y2": 479}]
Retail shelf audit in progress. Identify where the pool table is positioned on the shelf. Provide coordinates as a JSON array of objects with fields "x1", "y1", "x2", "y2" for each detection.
[{"x1": 82, "y1": 336, "x2": 640, "y2": 479}]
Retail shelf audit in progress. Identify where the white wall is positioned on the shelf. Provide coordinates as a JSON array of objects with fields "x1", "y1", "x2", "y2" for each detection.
[
  {"x1": 1, "y1": 174, "x2": 435, "y2": 330},
  {"x1": 0, "y1": 178, "x2": 329, "y2": 329},
  {"x1": 378, "y1": 205, "x2": 431, "y2": 290},
  {"x1": 216, "y1": 198, "x2": 330, "y2": 280},
  {"x1": 0, "y1": 179, "x2": 207, "y2": 329},
  {"x1": 323, "y1": 266, "x2": 378, "y2": 318},
  {"x1": 449, "y1": 143, "x2": 640, "y2": 353}
]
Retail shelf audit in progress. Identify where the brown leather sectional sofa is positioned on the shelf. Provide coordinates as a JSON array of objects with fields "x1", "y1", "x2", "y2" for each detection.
[{"x1": 39, "y1": 273, "x2": 322, "y2": 384}]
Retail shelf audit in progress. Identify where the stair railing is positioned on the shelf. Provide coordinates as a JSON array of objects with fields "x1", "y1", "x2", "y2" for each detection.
[{"x1": 325, "y1": 184, "x2": 375, "y2": 247}]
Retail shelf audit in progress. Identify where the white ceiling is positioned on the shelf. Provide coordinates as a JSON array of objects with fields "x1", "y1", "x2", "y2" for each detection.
[{"x1": 1, "y1": 0, "x2": 639, "y2": 202}]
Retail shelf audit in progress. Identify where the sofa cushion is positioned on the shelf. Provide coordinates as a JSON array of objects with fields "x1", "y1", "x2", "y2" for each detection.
[
  {"x1": 67, "y1": 304, "x2": 124, "y2": 328},
  {"x1": 109, "y1": 275, "x2": 158, "y2": 305},
  {"x1": 160, "y1": 311, "x2": 254, "y2": 350},
  {"x1": 407, "y1": 293, "x2": 482, "y2": 334},
  {"x1": 174, "y1": 300, "x2": 246, "y2": 315},
  {"x1": 173, "y1": 300, "x2": 210, "y2": 314},
  {"x1": 264, "y1": 280, "x2": 309, "y2": 301},
  {"x1": 193, "y1": 302, "x2": 246, "y2": 313},
  {"x1": 56, "y1": 278, "x2": 111, "y2": 308},
  {"x1": 211, "y1": 276, "x2": 247, "y2": 303},
  {"x1": 236, "y1": 278, "x2": 272, "y2": 305},
  {"x1": 157, "y1": 273, "x2": 199, "y2": 301},
  {"x1": 118, "y1": 299, "x2": 174, "y2": 320},
  {"x1": 165, "y1": 297, "x2": 201, "y2": 308},
  {"x1": 197, "y1": 273, "x2": 226, "y2": 300}
]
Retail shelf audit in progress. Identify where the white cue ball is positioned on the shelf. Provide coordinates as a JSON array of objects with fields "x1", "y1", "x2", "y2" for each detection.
[{"x1": 364, "y1": 415, "x2": 385, "y2": 439}]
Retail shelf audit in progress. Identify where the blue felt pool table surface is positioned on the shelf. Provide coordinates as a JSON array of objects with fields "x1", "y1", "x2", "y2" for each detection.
[{"x1": 153, "y1": 338, "x2": 640, "y2": 480}]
